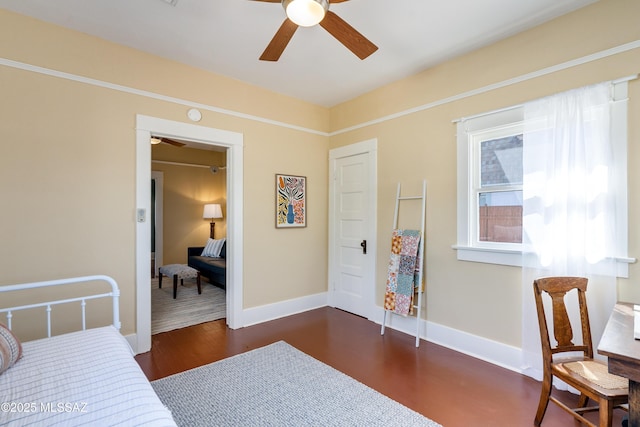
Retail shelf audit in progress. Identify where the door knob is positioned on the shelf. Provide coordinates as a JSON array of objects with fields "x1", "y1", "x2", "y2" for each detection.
[{"x1": 360, "y1": 239, "x2": 367, "y2": 254}]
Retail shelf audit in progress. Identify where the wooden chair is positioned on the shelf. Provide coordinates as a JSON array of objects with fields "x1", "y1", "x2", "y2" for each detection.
[{"x1": 533, "y1": 276, "x2": 628, "y2": 427}]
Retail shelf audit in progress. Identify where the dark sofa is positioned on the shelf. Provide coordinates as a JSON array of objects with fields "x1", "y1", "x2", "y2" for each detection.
[{"x1": 187, "y1": 242, "x2": 226, "y2": 289}]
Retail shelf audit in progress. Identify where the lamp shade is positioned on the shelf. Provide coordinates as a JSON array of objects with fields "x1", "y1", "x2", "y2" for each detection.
[
  {"x1": 203, "y1": 203, "x2": 223, "y2": 219},
  {"x1": 282, "y1": 0, "x2": 328, "y2": 27}
]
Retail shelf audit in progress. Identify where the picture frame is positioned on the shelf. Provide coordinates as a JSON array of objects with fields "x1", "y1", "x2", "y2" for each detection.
[{"x1": 276, "y1": 174, "x2": 306, "y2": 228}]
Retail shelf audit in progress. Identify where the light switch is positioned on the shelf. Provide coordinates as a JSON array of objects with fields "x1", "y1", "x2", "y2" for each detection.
[{"x1": 137, "y1": 208, "x2": 146, "y2": 223}]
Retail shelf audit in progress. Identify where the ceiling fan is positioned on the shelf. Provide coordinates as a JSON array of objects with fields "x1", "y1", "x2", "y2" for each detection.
[
  {"x1": 150, "y1": 137, "x2": 186, "y2": 147},
  {"x1": 251, "y1": 0, "x2": 378, "y2": 62}
]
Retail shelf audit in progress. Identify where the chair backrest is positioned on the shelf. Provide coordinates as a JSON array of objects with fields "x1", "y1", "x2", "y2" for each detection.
[{"x1": 533, "y1": 277, "x2": 593, "y2": 362}]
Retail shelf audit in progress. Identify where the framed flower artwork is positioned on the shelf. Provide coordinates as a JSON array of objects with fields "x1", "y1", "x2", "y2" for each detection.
[{"x1": 276, "y1": 174, "x2": 306, "y2": 228}]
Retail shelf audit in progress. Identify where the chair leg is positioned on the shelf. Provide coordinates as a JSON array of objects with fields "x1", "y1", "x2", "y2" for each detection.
[
  {"x1": 158, "y1": 273, "x2": 163, "y2": 288},
  {"x1": 535, "y1": 373, "x2": 553, "y2": 426},
  {"x1": 598, "y1": 398, "x2": 613, "y2": 427},
  {"x1": 577, "y1": 393, "x2": 589, "y2": 409},
  {"x1": 197, "y1": 273, "x2": 202, "y2": 294}
]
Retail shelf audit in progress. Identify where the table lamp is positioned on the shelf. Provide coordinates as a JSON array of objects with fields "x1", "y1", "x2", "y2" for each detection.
[{"x1": 203, "y1": 203, "x2": 223, "y2": 239}]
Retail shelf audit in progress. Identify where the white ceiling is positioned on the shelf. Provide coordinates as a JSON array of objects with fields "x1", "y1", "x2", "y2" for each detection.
[{"x1": 0, "y1": 0, "x2": 597, "y2": 107}]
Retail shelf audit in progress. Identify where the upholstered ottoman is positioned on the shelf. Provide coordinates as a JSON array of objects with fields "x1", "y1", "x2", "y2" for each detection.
[{"x1": 158, "y1": 264, "x2": 201, "y2": 299}]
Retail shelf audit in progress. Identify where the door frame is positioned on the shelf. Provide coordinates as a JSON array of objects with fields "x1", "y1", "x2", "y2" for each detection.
[
  {"x1": 328, "y1": 139, "x2": 378, "y2": 320},
  {"x1": 135, "y1": 114, "x2": 244, "y2": 354}
]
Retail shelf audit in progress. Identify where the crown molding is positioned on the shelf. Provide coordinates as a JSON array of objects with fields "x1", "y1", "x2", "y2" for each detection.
[{"x1": 2, "y1": 39, "x2": 638, "y2": 137}]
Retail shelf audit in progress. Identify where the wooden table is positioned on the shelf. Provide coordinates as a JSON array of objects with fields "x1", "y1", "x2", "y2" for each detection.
[{"x1": 598, "y1": 302, "x2": 640, "y2": 426}]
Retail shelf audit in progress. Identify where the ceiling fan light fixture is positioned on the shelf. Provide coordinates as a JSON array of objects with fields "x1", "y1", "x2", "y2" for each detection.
[{"x1": 282, "y1": 0, "x2": 329, "y2": 27}]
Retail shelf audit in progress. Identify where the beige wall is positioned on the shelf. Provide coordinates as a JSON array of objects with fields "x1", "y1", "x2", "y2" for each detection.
[
  {"x1": 152, "y1": 145, "x2": 226, "y2": 264},
  {"x1": 0, "y1": 9, "x2": 328, "y2": 336},
  {"x1": 1, "y1": 0, "x2": 639, "y2": 352},
  {"x1": 329, "y1": 0, "x2": 640, "y2": 347}
]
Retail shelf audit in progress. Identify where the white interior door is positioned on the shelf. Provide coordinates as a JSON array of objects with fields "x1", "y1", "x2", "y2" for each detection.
[{"x1": 328, "y1": 140, "x2": 377, "y2": 319}]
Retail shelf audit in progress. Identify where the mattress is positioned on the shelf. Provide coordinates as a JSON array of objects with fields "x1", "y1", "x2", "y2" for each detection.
[{"x1": 0, "y1": 326, "x2": 176, "y2": 426}]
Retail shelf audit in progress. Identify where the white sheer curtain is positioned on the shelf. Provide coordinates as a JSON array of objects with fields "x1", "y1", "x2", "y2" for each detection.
[{"x1": 520, "y1": 82, "x2": 617, "y2": 381}]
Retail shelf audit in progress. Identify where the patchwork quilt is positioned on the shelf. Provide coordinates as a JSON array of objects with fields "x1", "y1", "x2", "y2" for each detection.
[{"x1": 383, "y1": 229, "x2": 422, "y2": 316}]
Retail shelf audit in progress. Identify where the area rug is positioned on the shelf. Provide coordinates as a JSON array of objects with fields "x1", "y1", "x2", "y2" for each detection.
[
  {"x1": 151, "y1": 277, "x2": 226, "y2": 334},
  {"x1": 151, "y1": 341, "x2": 441, "y2": 427}
]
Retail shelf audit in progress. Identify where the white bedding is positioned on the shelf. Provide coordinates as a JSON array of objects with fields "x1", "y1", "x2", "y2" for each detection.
[{"x1": 0, "y1": 326, "x2": 176, "y2": 426}]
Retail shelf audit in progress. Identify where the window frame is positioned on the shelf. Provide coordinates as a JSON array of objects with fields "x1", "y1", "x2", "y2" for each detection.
[
  {"x1": 455, "y1": 107, "x2": 525, "y2": 267},
  {"x1": 453, "y1": 81, "x2": 633, "y2": 276}
]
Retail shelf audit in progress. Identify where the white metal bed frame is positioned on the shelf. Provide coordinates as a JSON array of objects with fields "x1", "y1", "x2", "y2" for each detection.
[{"x1": 0, "y1": 275, "x2": 121, "y2": 338}]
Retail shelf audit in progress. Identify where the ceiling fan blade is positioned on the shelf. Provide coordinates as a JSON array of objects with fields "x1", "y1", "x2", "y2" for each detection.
[
  {"x1": 319, "y1": 11, "x2": 378, "y2": 60},
  {"x1": 160, "y1": 137, "x2": 186, "y2": 147},
  {"x1": 260, "y1": 19, "x2": 298, "y2": 61},
  {"x1": 329, "y1": 0, "x2": 350, "y2": 3}
]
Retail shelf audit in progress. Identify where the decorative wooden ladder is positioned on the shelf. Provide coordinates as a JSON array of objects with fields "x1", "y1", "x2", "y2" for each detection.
[{"x1": 380, "y1": 180, "x2": 427, "y2": 347}]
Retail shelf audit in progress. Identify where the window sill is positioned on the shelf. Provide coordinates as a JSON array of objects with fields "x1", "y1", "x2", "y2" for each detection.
[
  {"x1": 452, "y1": 245, "x2": 523, "y2": 267},
  {"x1": 451, "y1": 245, "x2": 635, "y2": 278}
]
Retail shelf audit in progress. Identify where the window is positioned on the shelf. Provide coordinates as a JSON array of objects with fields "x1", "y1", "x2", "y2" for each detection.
[
  {"x1": 473, "y1": 126, "x2": 523, "y2": 247},
  {"x1": 454, "y1": 80, "x2": 633, "y2": 274},
  {"x1": 455, "y1": 107, "x2": 525, "y2": 266}
]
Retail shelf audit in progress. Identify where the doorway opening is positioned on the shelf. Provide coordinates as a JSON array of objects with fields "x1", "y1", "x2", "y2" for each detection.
[
  {"x1": 135, "y1": 114, "x2": 244, "y2": 354},
  {"x1": 150, "y1": 144, "x2": 227, "y2": 335}
]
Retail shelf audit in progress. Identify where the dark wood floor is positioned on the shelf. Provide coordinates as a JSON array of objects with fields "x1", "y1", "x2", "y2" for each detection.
[{"x1": 135, "y1": 307, "x2": 625, "y2": 427}]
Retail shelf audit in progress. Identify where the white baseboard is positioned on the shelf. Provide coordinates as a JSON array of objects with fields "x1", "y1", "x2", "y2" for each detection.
[
  {"x1": 131, "y1": 297, "x2": 524, "y2": 373},
  {"x1": 241, "y1": 292, "x2": 329, "y2": 327},
  {"x1": 372, "y1": 306, "x2": 524, "y2": 374},
  {"x1": 126, "y1": 293, "x2": 328, "y2": 355},
  {"x1": 425, "y1": 320, "x2": 523, "y2": 373}
]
